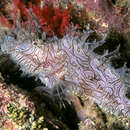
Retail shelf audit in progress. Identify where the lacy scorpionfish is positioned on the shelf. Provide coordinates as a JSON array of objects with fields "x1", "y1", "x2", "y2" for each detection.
[{"x1": 0, "y1": 27, "x2": 130, "y2": 117}]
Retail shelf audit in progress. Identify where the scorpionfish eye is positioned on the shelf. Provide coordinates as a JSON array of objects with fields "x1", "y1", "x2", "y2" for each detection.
[{"x1": 32, "y1": 40, "x2": 41, "y2": 47}]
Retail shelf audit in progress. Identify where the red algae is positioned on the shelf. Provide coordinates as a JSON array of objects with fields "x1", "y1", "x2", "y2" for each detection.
[
  {"x1": 0, "y1": 15, "x2": 12, "y2": 28},
  {"x1": 29, "y1": 3, "x2": 71, "y2": 37},
  {"x1": 0, "y1": 0, "x2": 71, "y2": 37}
]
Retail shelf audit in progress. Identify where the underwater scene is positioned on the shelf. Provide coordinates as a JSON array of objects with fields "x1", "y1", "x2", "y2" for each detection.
[{"x1": 0, "y1": 0, "x2": 130, "y2": 129}]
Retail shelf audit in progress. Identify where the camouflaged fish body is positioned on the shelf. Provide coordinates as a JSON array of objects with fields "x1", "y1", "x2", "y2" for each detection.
[{"x1": 0, "y1": 29, "x2": 130, "y2": 117}]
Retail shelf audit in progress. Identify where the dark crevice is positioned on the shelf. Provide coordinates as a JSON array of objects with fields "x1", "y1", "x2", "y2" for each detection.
[
  {"x1": 93, "y1": 29, "x2": 130, "y2": 69},
  {"x1": 0, "y1": 54, "x2": 43, "y2": 90},
  {"x1": 111, "y1": 0, "x2": 116, "y2": 5}
]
